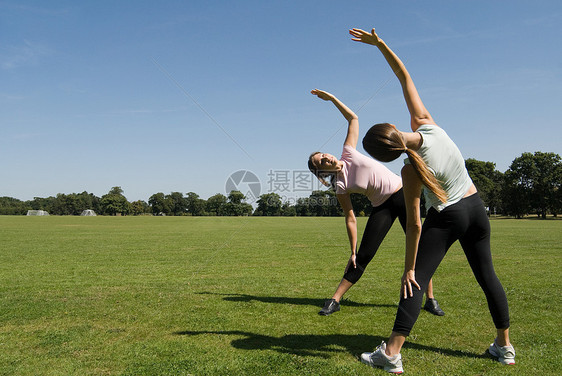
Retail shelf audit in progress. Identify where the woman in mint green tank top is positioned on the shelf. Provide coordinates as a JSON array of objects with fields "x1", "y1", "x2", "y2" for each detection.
[{"x1": 351, "y1": 27, "x2": 515, "y2": 373}]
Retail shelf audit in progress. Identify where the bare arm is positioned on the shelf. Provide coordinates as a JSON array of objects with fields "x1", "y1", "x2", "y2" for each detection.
[
  {"x1": 400, "y1": 164, "x2": 423, "y2": 298},
  {"x1": 311, "y1": 89, "x2": 359, "y2": 148},
  {"x1": 337, "y1": 193, "x2": 358, "y2": 270},
  {"x1": 350, "y1": 28, "x2": 434, "y2": 131}
]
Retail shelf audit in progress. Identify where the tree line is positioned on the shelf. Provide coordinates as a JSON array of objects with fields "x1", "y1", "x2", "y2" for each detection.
[{"x1": 1, "y1": 152, "x2": 560, "y2": 218}]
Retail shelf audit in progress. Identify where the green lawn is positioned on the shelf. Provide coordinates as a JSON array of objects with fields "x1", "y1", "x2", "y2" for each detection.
[{"x1": 0, "y1": 216, "x2": 560, "y2": 375}]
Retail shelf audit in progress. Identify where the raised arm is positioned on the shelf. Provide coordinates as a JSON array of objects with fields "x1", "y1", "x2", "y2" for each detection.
[
  {"x1": 311, "y1": 89, "x2": 359, "y2": 148},
  {"x1": 349, "y1": 28, "x2": 434, "y2": 131}
]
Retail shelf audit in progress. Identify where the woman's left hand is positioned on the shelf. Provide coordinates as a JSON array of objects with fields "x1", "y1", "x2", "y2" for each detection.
[
  {"x1": 349, "y1": 28, "x2": 382, "y2": 46},
  {"x1": 402, "y1": 269, "x2": 420, "y2": 299}
]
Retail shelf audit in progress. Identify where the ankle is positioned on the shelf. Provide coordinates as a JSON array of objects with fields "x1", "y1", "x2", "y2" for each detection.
[
  {"x1": 386, "y1": 332, "x2": 406, "y2": 357},
  {"x1": 495, "y1": 328, "x2": 510, "y2": 347},
  {"x1": 495, "y1": 338, "x2": 510, "y2": 347},
  {"x1": 385, "y1": 345, "x2": 401, "y2": 357},
  {"x1": 385, "y1": 349, "x2": 399, "y2": 357},
  {"x1": 494, "y1": 337, "x2": 511, "y2": 347}
]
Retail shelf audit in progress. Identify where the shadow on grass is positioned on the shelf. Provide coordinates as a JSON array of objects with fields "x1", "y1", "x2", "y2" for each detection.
[
  {"x1": 196, "y1": 292, "x2": 395, "y2": 309},
  {"x1": 174, "y1": 330, "x2": 489, "y2": 360}
]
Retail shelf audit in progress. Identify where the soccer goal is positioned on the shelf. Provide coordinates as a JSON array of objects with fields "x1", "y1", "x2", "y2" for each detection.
[{"x1": 26, "y1": 210, "x2": 49, "y2": 216}]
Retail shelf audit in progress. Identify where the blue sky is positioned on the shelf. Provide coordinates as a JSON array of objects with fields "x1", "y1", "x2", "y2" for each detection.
[{"x1": 1, "y1": 1, "x2": 561, "y2": 203}]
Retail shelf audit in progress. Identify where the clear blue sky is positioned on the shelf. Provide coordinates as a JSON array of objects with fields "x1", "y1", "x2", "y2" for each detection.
[{"x1": 1, "y1": 1, "x2": 561, "y2": 203}]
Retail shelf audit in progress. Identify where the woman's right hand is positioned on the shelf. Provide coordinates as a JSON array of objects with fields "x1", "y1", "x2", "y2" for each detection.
[
  {"x1": 311, "y1": 89, "x2": 334, "y2": 101},
  {"x1": 344, "y1": 253, "x2": 357, "y2": 273}
]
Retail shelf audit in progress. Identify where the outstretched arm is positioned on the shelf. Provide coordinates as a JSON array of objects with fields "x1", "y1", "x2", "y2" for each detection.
[
  {"x1": 400, "y1": 164, "x2": 423, "y2": 299},
  {"x1": 350, "y1": 28, "x2": 434, "y2": 131},
  {"x1": 311, "y1": 89, "x2": 359, "y2": 148}
]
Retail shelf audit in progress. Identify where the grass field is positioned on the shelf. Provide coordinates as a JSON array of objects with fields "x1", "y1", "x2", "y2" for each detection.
[{"x1": 0, "y1": 216, "x2": 560, "y2": 375}]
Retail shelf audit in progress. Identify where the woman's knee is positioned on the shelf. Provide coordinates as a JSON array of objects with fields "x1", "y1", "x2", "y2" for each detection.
[{"x1": 343, "y1": 265, "x2": 366, "y2": 284}]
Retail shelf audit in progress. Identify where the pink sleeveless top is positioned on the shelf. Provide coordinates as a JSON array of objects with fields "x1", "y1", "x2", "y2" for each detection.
[{"x1": 336, "y1": 145, "x2": 402, "y2": 207}]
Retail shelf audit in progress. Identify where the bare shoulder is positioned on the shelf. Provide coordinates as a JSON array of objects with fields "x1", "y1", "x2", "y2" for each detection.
[
  {"x1": 401, "y1": 163, "x2": 419, "y2": 179},
  {"x1": 401, "y1": 164, "x2": 423, "y2": 195}
]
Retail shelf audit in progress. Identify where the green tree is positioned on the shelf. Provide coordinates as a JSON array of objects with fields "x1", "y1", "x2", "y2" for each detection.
[
  {"x1": 554, "y1": 182, "x2": 562, "y2": 217},
  {"x1": 502, "y1": 152, "x2": 562, "y2": 218},
  {"x1": 52, "y1": 193, "x2": 80, "y2": 215},
  {"x1": 167, "y1": 192, "x2": 188, "y2": 216},
  {"x1": 227, "y1": 191, "x2": 245, "y2": 205},
  {"x1": 350, "y1": 193, "x2": 371, "y2": 216},
  {"x1": 223, "y1": 202, "x2": 253, "y2": 216},
  {"x1": 255, "y1": 193, "x2": 282, "y2": 216},
  {"x1": 223, "y1": 191, "x2": 253, "y2": 216},
  {"x1": 0, "y1": 197, "x2": 28, "y2": 215},
  {"x1": 281, "y1": 202, "x2": 296, "y2": 216},
  {"x1": 29, "y1": 196, "x2": 57, "y2": 213},
  {"x1": 294, "y1": 197, "x2": 311, "y2": 216},
  {"x1": 148, "y1": 192, "x2": 171, "y2": 215},
  {"x1": 101, "y1": 186, "x2": 130, "y2": 216},
  {"x1": 465, "y1": 158, "x2": 503, "y2": 213},
  {"x1": 502, "y1": 169, "x2": 530, "y2": 218},
  {"x1": 130, "y1": 200, "x2": 150, "y2": 215},
  {"x1": 206, "y1": 194, "x2": 227, "y2": 216},
  {"x1": 308, "y1": 190, "x2": 341, "y2": 216},
  {"x1": 109, "y1": 186, "x2": 124, "y2": 195},
  {"x1": 532, "y1": 152, "x2": 562, "y2": 218},
  {"x1": 76, "y1": 191, "x2": 101, "y2": 214},
  {"x1": 186, "y1": 192, "x2": 206, "y2": 216},
  {"x1": 23, "y1": 192, "x2": 99, "y2": 216}
]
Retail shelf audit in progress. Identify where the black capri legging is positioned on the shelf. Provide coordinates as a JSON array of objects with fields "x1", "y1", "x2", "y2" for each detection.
[
  {"x1": 392, "y1": 193, "x2": 510, "y2": 335},
  {"x1": 343, "y1": 188, "x2": 407, "y2": 284}
]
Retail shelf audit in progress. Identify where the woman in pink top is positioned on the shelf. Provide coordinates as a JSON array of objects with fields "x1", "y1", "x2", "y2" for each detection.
[{"x1": 308, "y1": 89, "x2": 443, "y2": 317}]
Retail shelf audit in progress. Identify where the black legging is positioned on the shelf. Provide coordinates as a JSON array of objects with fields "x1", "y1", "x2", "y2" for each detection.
[
  {"x1": 343, "y1": 188, "x2": 407, "y2": 284},
  {"x1": 392, "y1": 193, "x2": 510, "y2": 335}
]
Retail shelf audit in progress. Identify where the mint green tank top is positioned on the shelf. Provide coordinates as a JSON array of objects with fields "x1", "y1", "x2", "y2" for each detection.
[{"x1": 405, "y1": 124, "x2": 473, "y2": 212}]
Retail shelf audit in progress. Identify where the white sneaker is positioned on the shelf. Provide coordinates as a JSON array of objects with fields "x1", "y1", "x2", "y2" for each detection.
[
  {"x1": 489, "y1": 340, "x2": 516, "y2": 365},
  {"x1": 360, "y1": 341, "x2": 404, "y2": 374}
]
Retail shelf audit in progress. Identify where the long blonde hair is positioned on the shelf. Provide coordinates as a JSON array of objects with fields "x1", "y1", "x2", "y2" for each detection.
[{"x1": 362, "y1": 123, "x2": 447, "y2": 203}]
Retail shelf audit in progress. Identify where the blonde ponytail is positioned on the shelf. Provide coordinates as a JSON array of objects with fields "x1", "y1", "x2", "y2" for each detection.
[{"x1": 404, "y1": 149, "x2": 447, "y2": 203}]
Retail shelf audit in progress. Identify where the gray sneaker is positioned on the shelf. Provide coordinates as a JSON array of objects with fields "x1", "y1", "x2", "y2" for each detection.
[
  {"x1": 489, "y1": 340, "x2": 515, "y2": 365},
  {"x1": 360, "y1": 341, "x2": 404, "y2": 374}
]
